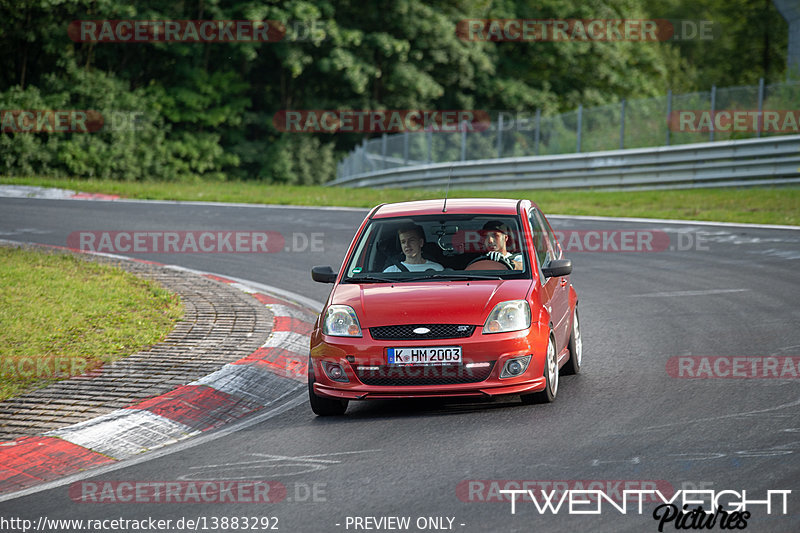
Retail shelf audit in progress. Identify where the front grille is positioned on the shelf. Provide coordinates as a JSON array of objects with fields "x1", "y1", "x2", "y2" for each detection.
[
  {"x1": 370, "y1": 324, "x2": 476, "y2": 340},
  {"x1": 353, "y1": 362, "x2": 495, "y2": 386}
]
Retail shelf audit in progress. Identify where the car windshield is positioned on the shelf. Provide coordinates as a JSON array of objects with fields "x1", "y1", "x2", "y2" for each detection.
[{"x1": 343, "y1": 214, "x2": 530, "y2": 282}]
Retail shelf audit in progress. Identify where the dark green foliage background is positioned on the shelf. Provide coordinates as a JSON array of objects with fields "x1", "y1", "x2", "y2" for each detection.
[{"x1": 0, "y1": 0, "x2": 789, "y2": 183}]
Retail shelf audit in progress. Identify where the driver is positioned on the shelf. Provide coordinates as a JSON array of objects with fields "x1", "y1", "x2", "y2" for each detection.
[
  {"x1": 474, "y1": 220, "x2": 523, "y2": 270},
  {"x1": 383, "y1": 224, "x2": 444, "y2": 272}
]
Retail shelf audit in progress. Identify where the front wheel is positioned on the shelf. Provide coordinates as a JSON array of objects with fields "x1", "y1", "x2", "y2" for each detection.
[
  {"x1": 308, "y1": 364, "x2": 348, "y2": 416},
  {"x1": 521, "y1": 335, "x2": 558, "y2": 404},
  {"x1": 561, "y1": 308, "x2": 582, "y2": 376}
]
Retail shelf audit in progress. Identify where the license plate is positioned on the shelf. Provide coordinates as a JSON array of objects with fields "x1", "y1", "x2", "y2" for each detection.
[{"x1": 387, "y1": 346, "x2": 462, "y2": 365}]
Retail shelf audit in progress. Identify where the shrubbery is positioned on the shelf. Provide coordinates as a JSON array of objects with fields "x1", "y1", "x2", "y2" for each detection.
[{"x1": 0, "y1": 0, "x2": 789, "y2": 183}]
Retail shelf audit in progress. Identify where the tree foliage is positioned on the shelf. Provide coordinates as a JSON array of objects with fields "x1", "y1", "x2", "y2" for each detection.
[{"x1": 0, "y1": 0, "x2": 789, "y2": 182}]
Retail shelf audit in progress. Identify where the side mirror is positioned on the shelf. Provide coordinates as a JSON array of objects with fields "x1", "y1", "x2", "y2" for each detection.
[
  {"x1": 311, "y1": 265, "x2": 338, "y2": 283},
  {"x1": 541, "y1": 258, "x2": 572, "y2": 278}
]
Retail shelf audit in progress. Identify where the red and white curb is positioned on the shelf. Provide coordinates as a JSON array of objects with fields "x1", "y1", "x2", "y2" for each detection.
[{"x1": 0, "y1": 247, "x2": 318, "y2": 497}]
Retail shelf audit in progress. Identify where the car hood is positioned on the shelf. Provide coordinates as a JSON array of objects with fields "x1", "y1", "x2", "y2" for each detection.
[{"x1": 330, "y1": 279, "x2": 533, "y2": 327}]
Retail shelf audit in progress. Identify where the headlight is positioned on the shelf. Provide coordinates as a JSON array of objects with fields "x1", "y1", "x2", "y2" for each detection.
[
  {"x1": 483, "y1": 300, "x2": 531, "y2": 334},
  {"x1": 323, "y1": 305, "x2": 363, "y2": 337}
]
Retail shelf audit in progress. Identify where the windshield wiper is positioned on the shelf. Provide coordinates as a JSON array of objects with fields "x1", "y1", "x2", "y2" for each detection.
[
  {"x1": 412, "y1": 273, "x2": 505, "y2": 281},
  {"x1": 345, "y1": 273, "x2": 510, "y2": 283},
  {"x1": 343, "y1": 275, "x2": 400, "y2": 283}
]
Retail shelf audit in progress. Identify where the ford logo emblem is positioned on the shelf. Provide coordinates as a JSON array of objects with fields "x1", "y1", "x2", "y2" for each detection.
[{"x1": 413, "y1": 327, "x2": 431, "y2": 335}]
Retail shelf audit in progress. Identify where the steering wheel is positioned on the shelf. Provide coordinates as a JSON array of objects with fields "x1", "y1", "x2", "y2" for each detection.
[{"x1": 465, "y1": 258, "x2": 512, "y2": 271}]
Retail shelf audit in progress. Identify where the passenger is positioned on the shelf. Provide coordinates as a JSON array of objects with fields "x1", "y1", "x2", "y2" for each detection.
[{"x1": 383, "y1": 224, "x2": 444, "y2": 272}]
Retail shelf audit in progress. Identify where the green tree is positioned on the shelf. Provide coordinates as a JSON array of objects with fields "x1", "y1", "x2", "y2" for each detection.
[{"x1": 0, "y1": 0, "x2": 790, "y2": 183}]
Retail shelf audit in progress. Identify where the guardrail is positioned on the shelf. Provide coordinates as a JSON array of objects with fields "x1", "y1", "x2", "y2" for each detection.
[{"x1": 328, "y1": 135, "x2": 800, "y2": 190}]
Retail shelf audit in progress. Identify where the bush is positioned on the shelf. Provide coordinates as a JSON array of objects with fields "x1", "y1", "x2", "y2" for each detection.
[{"x1": 0, "y1": 61, "x2": 237, "y2": 181}]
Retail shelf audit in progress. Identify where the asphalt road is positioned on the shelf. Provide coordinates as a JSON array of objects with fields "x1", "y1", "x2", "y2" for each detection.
[{"x1": 1, "y1": 196, "x2": 799, "y2": 533}]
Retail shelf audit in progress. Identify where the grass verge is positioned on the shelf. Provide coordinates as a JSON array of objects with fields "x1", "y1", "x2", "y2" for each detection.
[
  {"x1": 0, "y1": 246, "x2": 183, "y2": 401},
  {"x1": 2, "y1": 176, "x2": 799, "y2": 226}
]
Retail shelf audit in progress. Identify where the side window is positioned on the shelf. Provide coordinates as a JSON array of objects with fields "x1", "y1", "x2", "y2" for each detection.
[
  {"x1": 533, "y1": 207, "x2": 561, "y2": 260},
  {"x1": 528, "y1": 210, "x2": 548, "y2": 268},
  {"x1": 346, "y1": 223, "x2": 378, "y2": 275},
  {"x1": 530, "y1": 208, "x2": 560, "y2": 268}
]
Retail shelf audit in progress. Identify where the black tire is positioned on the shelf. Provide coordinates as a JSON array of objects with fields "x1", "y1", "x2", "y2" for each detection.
[
  {"x1": 521, "y1": 335, "x2": 558, "y2": 404},
  {"x1": 308, "y1": 364, "x2": 348, "y2": 416},
  {"x1": 561, "y1": 308, "x2": 582, "y2": 376}
]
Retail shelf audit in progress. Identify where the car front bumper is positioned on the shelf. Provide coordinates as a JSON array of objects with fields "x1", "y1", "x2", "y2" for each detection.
[{"x1": 310, "y1": 323, "x2": 550, "y2": 400}]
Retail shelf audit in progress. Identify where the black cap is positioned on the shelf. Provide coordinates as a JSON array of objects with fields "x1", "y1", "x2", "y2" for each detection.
[{"x1": 482, "y1": 220, "x2": 509, "y2": 234}]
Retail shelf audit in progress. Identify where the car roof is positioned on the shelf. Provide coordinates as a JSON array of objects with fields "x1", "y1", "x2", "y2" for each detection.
[{"x1": 371, "y1": 198, "x2": 530, "y2": 218}]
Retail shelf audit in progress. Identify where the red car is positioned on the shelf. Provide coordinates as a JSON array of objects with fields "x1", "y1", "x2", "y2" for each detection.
[{"x1": 309, "y1": 198, "x2": 581, "y2": 415}]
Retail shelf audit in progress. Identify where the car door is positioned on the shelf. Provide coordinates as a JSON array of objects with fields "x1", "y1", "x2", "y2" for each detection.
[{"x1": 529, "y1": 208, "x2": 571, "y2": 352}]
